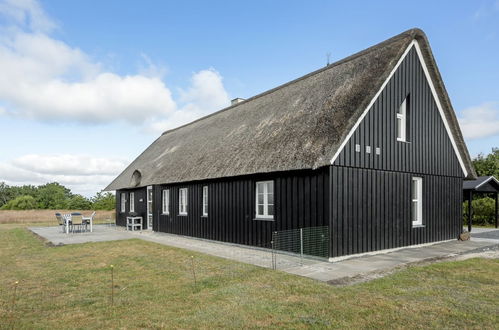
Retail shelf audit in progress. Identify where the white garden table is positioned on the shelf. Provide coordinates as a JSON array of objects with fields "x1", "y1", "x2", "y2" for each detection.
[{"x1": 126, "y1": 216, "x2": 143, "y2": 231}]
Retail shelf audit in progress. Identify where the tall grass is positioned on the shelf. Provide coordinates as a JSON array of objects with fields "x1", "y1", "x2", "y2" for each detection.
[{"x1": 0, "y1": 209, "x2": 115, "y2": 224}]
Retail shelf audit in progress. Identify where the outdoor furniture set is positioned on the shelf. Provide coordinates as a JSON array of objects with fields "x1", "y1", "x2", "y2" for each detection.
[{"x1": 55, "y1": 212, "x2": 95, "y2": 234}]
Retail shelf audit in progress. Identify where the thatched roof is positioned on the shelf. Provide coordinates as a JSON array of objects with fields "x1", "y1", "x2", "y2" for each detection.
[{"x1": 105, "y1": 28, "x2": 475, "y2": 191}]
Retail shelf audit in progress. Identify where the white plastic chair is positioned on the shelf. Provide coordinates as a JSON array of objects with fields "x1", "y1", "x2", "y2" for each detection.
[
  {"x1": 82, "y1": 211, "x2": 96, "y2": 232},
  {"x1": 62, "y1": 213, "x2": 72, "y2": 234},
  {"x1": 55, "y1": 213, "x2": 65, "y2": 233}
]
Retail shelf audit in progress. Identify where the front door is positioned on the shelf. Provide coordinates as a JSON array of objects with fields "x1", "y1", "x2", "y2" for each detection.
[{"x1": 147, "y1": 186, "x2": 153, "y2": 230}]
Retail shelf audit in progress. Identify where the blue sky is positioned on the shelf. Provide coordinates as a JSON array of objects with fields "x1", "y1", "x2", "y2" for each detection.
[{"x1": 0, "y1": 0, "x2": 498, "y2": 196}]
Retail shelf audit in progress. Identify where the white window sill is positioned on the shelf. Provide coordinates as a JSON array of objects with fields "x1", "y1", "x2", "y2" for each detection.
[
  {"x1": 201, "y1": 215, "x2": 208, "y2": 218},
  {"x1": 179, "y1": 213, "x2": 188, "y2": 216},
  {"x1": 397, "y1": 139, "x2": 411, "y2": 144},
  {"x1": 412, "y1": 224, "x2": 425, "y2": 228},
  {"x1": 254, "y1": 217, "x2": 274, "y2": 221},
  {"x1": 162, "y1": 213, "x2": 169, "y2": 216}
]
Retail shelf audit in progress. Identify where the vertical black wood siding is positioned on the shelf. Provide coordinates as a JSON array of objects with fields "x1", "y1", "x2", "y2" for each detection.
[
  {"x1": 330, "y1": 45, "x2": 464, "y2": 257},
  {"x1": 330, "y1": 167, "x2": 462, "y2": 257},
  {"x1": 334, "y1": 47, "x2": 464, "y2": 178},
  {"x1": 117, "y1": 168, "x2": 329, "y2": 249},
  {"x1": 115, "y1": 187, "x2": 148, "y2": 229}
]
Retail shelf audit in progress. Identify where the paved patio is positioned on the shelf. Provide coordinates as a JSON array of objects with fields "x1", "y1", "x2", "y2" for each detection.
[{"x1": 29, "y1": 225, "x2": 499, "y2": 283}]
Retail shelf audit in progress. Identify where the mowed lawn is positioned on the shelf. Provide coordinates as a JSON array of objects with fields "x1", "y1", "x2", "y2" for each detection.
[{"x1": 1, "y1": 225, "x2": 498, "y2": 329}]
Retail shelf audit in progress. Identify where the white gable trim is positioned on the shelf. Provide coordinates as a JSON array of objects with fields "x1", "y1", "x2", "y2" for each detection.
[
  {"x1": 475, "y1": 176, "x2": 499, "y2": 189},
  {"x1": 412, "y1": 41, "x2": 467, "y2": 177},
  {"x1": 330, "y1": 40, "x2": 468, "y2": 178}
]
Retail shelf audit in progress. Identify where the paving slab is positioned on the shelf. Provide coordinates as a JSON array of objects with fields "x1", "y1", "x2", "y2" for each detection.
[
  {"x1": 29, "y1": 225, "x2": 134, "y2": 245},
  {"x1": 28, "y1": 225, "x2": 499, "y2": 283}
]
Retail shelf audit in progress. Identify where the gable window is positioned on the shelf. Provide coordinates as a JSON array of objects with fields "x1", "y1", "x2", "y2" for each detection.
[
  {"x1": 255, "y1": 181, "x2": 274, "y2": 220},
  {"x1": 162, "y1": 189, "x2": 170, "y2": 214},
  {"x1": 129, "y1": 192, "x2": 135, "y2": 213},
  {"x1": 179, "y1": 188, "x2": 188, "y2": 215},
  {"x1": 202, "y1": 186, "x2": 208, "y2": 217},
  {"x1": 397, "y1": 96, "x2": 408, "y2": 142},
  {"x1": 120, "y1": 193, "x2": 126, "y2": 213},
  {"x1": 412, "y1": 177, "x2": 423, "y2": 226}
]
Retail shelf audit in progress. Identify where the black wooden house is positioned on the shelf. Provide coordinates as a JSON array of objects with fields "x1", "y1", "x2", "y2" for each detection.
[{"x1": 105, "y1": 29, "x2": 476, "y2": 259}]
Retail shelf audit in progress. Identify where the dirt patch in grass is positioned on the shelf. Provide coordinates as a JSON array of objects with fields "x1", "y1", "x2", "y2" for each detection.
[{"x1": 0, "y1": 224, "x2": 498, "y2": 329}]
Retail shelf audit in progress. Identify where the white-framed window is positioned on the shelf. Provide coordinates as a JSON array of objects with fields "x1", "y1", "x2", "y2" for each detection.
[
  {"x1": 202, "y1": 186, "x2": 208, "y2": 217},
  {"x1": 129, "y1": 192, "x2": 135, "y2": 213},
  {"x1": 255, "y1": 181, "x2": 274, "y2": 219},
  {"x1": 179, "y1": 188, "x2": 188, "y2": 215},
  {"x1": 120, "y1": 193, "x2": 126, "y2": 213},
  {"x1": 162, "y1": 189, "x2": 170, "y2": 214},
  {"x1": 412, "y1": 177, "x2": 423, "y2": 226},
  {"x1": 397, "y1": 96, "x2": 408, "y2": 142}
]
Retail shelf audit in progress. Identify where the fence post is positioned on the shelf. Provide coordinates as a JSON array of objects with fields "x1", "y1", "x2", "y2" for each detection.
[
  {"x1": 271, "y1": 240, "x2": 275, "y2": 270},
  {"x1": 300, "y1": 228, "x2": 304, "y2": 266}
]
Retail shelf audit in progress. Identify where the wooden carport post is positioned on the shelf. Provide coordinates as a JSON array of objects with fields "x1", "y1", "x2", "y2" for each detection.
[
  {"x1": 495, "y1": 192, "x2": 498, "y2": 229},
  {"x1": 467, "y1": 190, "x2": 473, "y2": 232}
]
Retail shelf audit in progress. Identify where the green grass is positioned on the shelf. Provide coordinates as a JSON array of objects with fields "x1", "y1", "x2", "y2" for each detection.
[{"x1": 1, "y1": 225, "x2": 498, "y2": 329}]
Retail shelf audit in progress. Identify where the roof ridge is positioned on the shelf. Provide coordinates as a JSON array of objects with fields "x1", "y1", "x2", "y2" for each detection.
[{"x1": 161, "y1": 28, "x2": 422, "y2": 136}]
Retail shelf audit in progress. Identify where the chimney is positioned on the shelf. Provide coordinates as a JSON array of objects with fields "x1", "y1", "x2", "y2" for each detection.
[{"x1": 231, "y1": 98, "x2": 245, "y2": 105}]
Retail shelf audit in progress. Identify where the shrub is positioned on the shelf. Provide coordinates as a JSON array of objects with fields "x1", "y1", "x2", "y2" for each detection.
[
  {"x1": 91, "y1": 192, "x2": 116, "y2": 210},
  {"x1": 463, "y1": 196, "x2": 497, "y2": 226},
  {"x1": 0, "y1": 195, "x2": 37, "y2": 210},
  {"x1": 67, "y1": 195, "x2": 93, "y2": 210}
]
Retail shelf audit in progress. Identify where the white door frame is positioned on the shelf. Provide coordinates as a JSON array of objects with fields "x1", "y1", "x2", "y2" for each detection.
[{"x1": 146, "y1": 186, "x2": 153, "y2": 231}]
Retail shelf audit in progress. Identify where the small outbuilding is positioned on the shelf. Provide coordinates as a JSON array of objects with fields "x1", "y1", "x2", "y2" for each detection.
[{"x1": 463, "y1": 176, "x2": 499, "y2": 231}]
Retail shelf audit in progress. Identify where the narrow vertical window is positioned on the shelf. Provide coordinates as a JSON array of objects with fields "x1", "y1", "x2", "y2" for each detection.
[
  {"x1": 120, "y1": 193, "x2": 126, "y2": 213},
  {"x1": 202, "y1": 186, "x2": 208, "y2": 217},
  {"x1": 412, "y1": 177, "x2": 423, "y2": 226},
  {"x1": 129, "y1": 192, "x2": 135, "y2": 213},
  {"x1": 397, "y1": 96, "x2": 408, "y2": 142},
  {"x1": 179, "y1": 188, "x2": 188, "y2": 215},
  {"x1": 162, "y1": 189, "x2": 169, "y2": 214},
  {"x1": 255, "y1": 181, "x2": 274, "y2": 220}
]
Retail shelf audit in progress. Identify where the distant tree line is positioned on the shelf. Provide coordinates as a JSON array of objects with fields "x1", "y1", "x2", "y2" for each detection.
[
  {"x1": 465, "y1": 148, "x2": 499, "y2": 226},
  {"x1": 0, "y1": 182, "x2": 115, "y2": 211}
]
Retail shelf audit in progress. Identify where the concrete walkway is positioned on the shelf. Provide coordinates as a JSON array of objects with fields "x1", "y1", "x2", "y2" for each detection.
[{"x1": 29, "y1": 225, "x2": 499, "y2": 284}]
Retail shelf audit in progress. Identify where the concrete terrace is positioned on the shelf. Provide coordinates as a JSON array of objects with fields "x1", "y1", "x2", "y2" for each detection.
[{"x1": 29, "y1": 225, "x2": 499, "y2": 284}]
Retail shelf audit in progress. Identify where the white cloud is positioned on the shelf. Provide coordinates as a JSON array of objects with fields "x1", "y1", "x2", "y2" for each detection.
[
  {"x1": 0, "y1": 1, "x2": 232, "y2": 195},
  {"x1": 12, "y1": 154, "x2": 127, "y2": 176},
  {"x1": 458, "y1": 102, "x2": 499, "y2": 139},
  {"x1": 0, "y1": 0, "x2": 56, "y2": 33},
  {"x1": 179, "y1": 68, "x2": 230, "y2": 112},
  {"x1": 149, "y1": 69, "x2": 230, "y2": 133},
  {"x1": 0, "y1": 154, "x2": 129, "y2": 196},
  {"x1": 0, "y1": 0, "x2": 230, "y2": 127}
]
